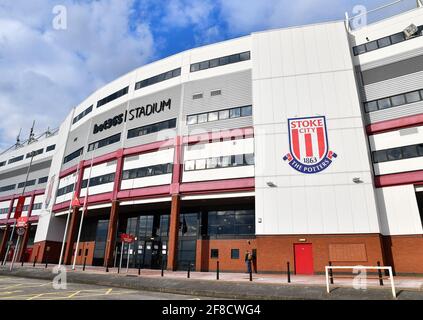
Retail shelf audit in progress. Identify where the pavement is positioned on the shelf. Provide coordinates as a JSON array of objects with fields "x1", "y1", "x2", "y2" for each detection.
[{"x1": 0, "y1": 263, "x2": 422, "y2": 300}]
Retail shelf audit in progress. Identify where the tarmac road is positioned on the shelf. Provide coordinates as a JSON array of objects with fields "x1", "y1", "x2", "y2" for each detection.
[{"x1": 0, "y1": 275, "x2": 221, "y2": 300}]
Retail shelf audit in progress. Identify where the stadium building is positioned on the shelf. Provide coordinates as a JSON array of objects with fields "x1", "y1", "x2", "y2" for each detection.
[{"x1": 0, "y1": 2, "x2": 422, "y2": 275}]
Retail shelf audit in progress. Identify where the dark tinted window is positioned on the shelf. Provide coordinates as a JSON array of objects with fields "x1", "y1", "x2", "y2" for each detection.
[
  {"x1": 46, "y1": 144, "x2": 56, "y2": 152},
  {"x1": 377, "y1": 37, "x2": 391, "y2": 48},
  {"x1": 63, "y1": 147, "x2": 83, "y2": 164},
  {"x1": 210, "y1": 249, "x2": 219, "y2": 259},
  {"x1": 390, "y1": 32, "x2": 405, "y2": 44},
  {"x1": 127, "y1": 118, "x2": 176, "y2": 139},
  {"x1": 8, "y1": 155, "x2": 24, "y2": 164},
  {"x1": 97, "y1": 87, "x2": 128, "y2": 108},
  {"x1": 38, "y1": 176, "x2": 48, "y2": 184},
  {"x1": 135, "y1": 68, "x2": 181, "y2": 90},
  {"x1": 365, "y1": 41, "x2": 378, "y2": 52},
  {"x1": 231, "y1": 249, "x2": 240, "y2": 259},
  {"x1": 190, "y1": 51, "x2": 250, "y2": 73},
  {"x1": 88, "y1": 133, "x2": 121, "y2": 152},
  {"x1": 373, "y1": 143, "x2": 423, "y2": 164}
]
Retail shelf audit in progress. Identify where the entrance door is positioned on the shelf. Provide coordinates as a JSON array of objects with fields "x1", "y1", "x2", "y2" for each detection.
[{"x1": 294, "y1": 243, "x2": 314, "y2": 275}]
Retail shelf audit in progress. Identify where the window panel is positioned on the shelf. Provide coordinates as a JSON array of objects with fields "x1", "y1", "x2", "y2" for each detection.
[
  {"x1": 390, "y1": 94, "x2": 406, "y2": 107},
  {"x1": 402, "y1": 145, "x2": 418, "y2": 159},
  {"x1": 386, "y1": 148, "x2": 402, "y2": 161},
  {"x1": 405, "y1": 91, "x2": 421, "y2": 104},
  {"x1": 185, "y1": 160, "x2": 195, "y2": 171},
  {"x1": 365, "y1": 41, "x2": 378, "y2": 52},
  {"x1": 377, "y1": 98, "x2": 391, "y2": 110},
  {"x1": 208, "y1": 112, "x2": 218, "y2": 122},
  {"x1": 187, "y1": 115, "x2": 197, "y2": 125},
  {"x1": 390, "y1": 32, "x2": 405, "y2": 44},
  {"x1": 195, "y1": 159, "x2": 206, "y2": 170},
  {"x1": 197, "y1": 113, "x2": 207, "y2": 123},
  {"x1": 218, "y1": 110, "x2": 229, "y2": 120},
  {"x1": 241, "y1": 106, "x2": 252, "y2": 117},
  {"x1": 229, "y1": 107, "x2": 241, "y2": 118},
  {"x1": 377, "y1": 37, "x2": 391, "y2": 48},
  {"x1": 365, "y1": 101, "x2": 378, "y2": 112}
]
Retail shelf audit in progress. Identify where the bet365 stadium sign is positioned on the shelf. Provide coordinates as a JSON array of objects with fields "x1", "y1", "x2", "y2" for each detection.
[{"x1": 283, "y1": 116, "x2": 337, "y2": 174}]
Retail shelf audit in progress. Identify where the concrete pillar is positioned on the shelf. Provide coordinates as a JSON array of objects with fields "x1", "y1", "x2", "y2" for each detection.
[
  {"x1": 63, "y1": 207, "x2": 81, "y2": 265},
  {"x1": 167, "y1": 194, "x2": 181, "y2": 271},
  {"x1": 104, "y1": 200, "x2": 119, "y2": 267}
]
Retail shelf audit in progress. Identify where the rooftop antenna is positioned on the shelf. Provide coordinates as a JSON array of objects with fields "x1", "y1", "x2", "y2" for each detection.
[
  {"x1": 15, "y1": 128, "x2": 22, "y2": 149},
  {"x1": 45, "y1": 126, "x2": 52, "y2": 137},
  {"x1": 418, "y1": 0, "x2": 423, "y2": 8},
  {"x1": 28, "y1": 120, "x2": 37, "y2": 144}
]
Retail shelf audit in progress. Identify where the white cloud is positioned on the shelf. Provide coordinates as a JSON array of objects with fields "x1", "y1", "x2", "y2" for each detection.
[{"x1": 0, "y1": 0, "x2": 155, "y2": 150}]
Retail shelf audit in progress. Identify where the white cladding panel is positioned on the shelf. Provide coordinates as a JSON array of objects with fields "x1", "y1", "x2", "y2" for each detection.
[
  {"x1": 377, "y1": 185, "x2": 423, "y2": 235},
  {"x1": 0, "y1": 200, "x2": 9, "y2": 219},
  {"x1": 252, "y1": 22, "x2": 380, "y2": 235},
  {"x1": 31, "y1": 194, "x2": 44, "y2": 216},
  {"x1": 120, "y1": 148, "x2": 174, "y2": 190},
  {"x1": 80, "y1": 161, "x2": 117, "y2": 196},
  {"x1": 369, "y1": 125, "x2": 423, "y2": 151},
  {"x1": 55, "y1": 172, "x2": 78, "y2": 204}
]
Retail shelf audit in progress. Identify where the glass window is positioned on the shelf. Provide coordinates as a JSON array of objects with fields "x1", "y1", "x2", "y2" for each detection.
[
  {"x1": 229, "y1": 108, "x2": 241, "y2": 118},
  {"x1": 208, "y1": 112, "x2": 219, "y2": 122},
  {"x1": 197, "y1": 113, "x2": 207, "y2": 123},
  {"x1": 244, "y1": 153, "x2": 255, "y2": 165},
  {"x1": 365, "y1": 101, "x2": 378, "y2": 112},
  {"x1": 219, "y1": 110, "x2": 229, "y2": 120},
  {"x1": 377, "y1": 37, "x2": 391, "y2": 48},
  {"x1": 402, "y1": 145, "x2": 418, "y2": 159},
  {"x1": 373, "y1": 150, "x2": 387, "y2": 163},
  {"x1": 417, "y1": 144, "x2": 423, "y2": 156},
  {"x1": 241, "y1": 106, "x2": 252, "y2": 117},
  {"x1": 390, "y1": 32, "x2": 405, "y2": 44},
  {"x1": 405, "y1": 91, "x2": 421, "y2": 104},
  {"x1": 390, "y1": 94, "x2": 406, "y2": 107},
  {"x1": 195, "y1": 159, "x2": 206, "y2": 170},
  {"x1": 353, "y1": 44, "x2": 366, "y2": 56},
  {"x1": 185, "y1": 160, "x2": 195, "y2": 171},
  {"x1": 199, "y1": 61, "x2": 209, "y2": 70},
  {"x1": 378, "y1": 98, "x2": 391, "y2": 110},
  {"x1": 209, "y1": 58, "x2": 219, "y2": 68},
  {"x1": 187, "y1": 115, "x2": 197, "y2": 125},
  {"x1": 386, "y1": 148, "x2": 402, "y2": 161},
  {"x1": 192, "y1": 93, "x2": 203, "y2": 100},
  {"x1": 239, "y1": 51, "x2": 250, "y2": 61},
  {"x1": 219, "y1": 56, "x2": 229, "y2": 65},
  {"x1": 219, "y1": 156, "x2": 231, "y2": 168},
  {"x1": 228, "y1": 54, "x2": 240, "y2": 64},
  {"x1": 190, "y1": 63, "x2": 200, "y2": 72},
  {"x1": 206, "y1": 157, "x2": 218, "y2": 169},
  {"x1": 210, "y1": 249, "x2": 219, "y2": 258},
  {"x1": 365, "y1": 41, "x2": 378, "y2": 52},
  {"x1": 231, "y1": 249, "x2": 239, "y2": 259},
  {"x1": 233, "y1": 154, "x2": 244, "y2": 166}
]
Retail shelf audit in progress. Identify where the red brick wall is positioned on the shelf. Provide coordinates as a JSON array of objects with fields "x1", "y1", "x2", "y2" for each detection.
[
  {"x1": 255, "y1": 234, "x2": 385, "y2": 274},
  {"x1": 382, "y1": 235, "x2": 423, "y2": 274},
  {"x1": 196, "y1": 238, "x2": 257, "y2": 272}
]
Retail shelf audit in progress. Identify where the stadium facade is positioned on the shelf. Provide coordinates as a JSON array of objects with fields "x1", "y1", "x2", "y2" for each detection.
[{"x1": 0, "y1": 4, "x2": 422, "y2": 275}]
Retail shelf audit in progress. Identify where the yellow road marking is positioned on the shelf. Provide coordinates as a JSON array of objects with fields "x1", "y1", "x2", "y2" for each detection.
[
  {"x1": 105, "y1": 288, "x2": 112, "y2": 295},
  {"x1": 67, "y1": 291, "x2": 81, "y2": 298},
  {"x1": 0, "y1": 290, "x2": 23, "y2": 295},
  {"x1": 27, "y1": 293, "x2": 45, "y2": 300},
  {"x1": 42, "y1": 291, "x2": 136, "y2": 300}
]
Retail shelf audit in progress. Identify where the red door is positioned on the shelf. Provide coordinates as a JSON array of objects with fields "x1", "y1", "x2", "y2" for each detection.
[{"x1": 294, "y1": 244, "x2": 314, "y2": 275}]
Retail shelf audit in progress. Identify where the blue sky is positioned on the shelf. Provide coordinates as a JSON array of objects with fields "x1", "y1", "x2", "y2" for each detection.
[{"x1": 0, "y1": 0, "x2": 418, "y2": 149}]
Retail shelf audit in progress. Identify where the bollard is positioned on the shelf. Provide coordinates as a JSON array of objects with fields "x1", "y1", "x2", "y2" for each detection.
[
  {"x1": 83, "y1": 257, "x2": 87, "y2": 271},
  {"x1": 106, "y1": 265, "x2": 109, "y2": 273},
  {"x1": 45, "y1": 254, "x2": 48, "y2": 269},
  {"x1": 377, "y1": 261, "x2": 384, "y2": 286},
  {"x1": 329, "y1": 261, "x2": 334, "y2": 284},
  {"x1": 117, "y1": 265, "x2": 120, "y2": 274},
  {"x1": 249, "y1": 261, "x2": 253, "y2": 282},
  {"x1": 187, "y1": 262, "x2": 191, "y2": 279},
  {"x1": 138, "y1": 262, "x2": 141, "y2": 276},
  {"x1": 161, "y1": 260, "x2": 164, "y2": 277},
  {"x1": 33, "y1": 256, "x2": 37, "y2": 268},
  {"x1": 216, "y1": 261, "x2": 220, "y2": 280},
  {"x1": 21, "y1": 260, "x2": 24, "y2": 267},
  {"x1": 287, "y1": 261, "x2": 291, "y2": 283}
]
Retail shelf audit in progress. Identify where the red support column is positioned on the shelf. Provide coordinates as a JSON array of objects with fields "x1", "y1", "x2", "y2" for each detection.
[
  {"x1": 103, "y1": 200, "x2": 119, "y2": 267},
  {"x1": 16, "y1": 223, "x2": 31, "y2": 263},
  {"x1": 63, "y1": 206, "x2": 80, "y2": 265},
  {"x1": 0, "y1": 225, "x2": 10, "y2": 262},
  {"x1": 167, "y1": 194, "x2": 181, "y2": 271}
]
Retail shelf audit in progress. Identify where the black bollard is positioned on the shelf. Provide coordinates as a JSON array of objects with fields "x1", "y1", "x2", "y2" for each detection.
[
  {"x1": 216, "y1": 261, "x2": 220, "y2": 280},
  {"x1": 329, "y1": 261, "x2": 334, "y2": 284},
  {"x1": 106, "y1": 264, "x2": 109, "y2": 273},
  {"x1": 138, "y1": 262, "x2": 141, "y2": 276},
  {"x1": 33, "y1": 256, "x2": 37, "y2": 267},
  {"x1": 83, "y1": 257, "x2": 87, "y2": 271},
  {"x1": 249, "y1": 261, "x2": 253, "y2": 282},
  {"x1": 377, "y1": 261, "x2": 384, "y2": 286},
  {"x1": 287, "y1": 261, "x2": 291, "y2": 283},
  {"x1": 187, "y1": 262, "x2": 191, "y2": 279},
  {"x1": 117, "y1": 265, "x2": 120, "y2": 274},
  {"x1": 45, "y1": 253, "x2": 48, "y2": 268},
  {"x1": 21, "y1": 260, "x2": 24, "y2": 267},
  {"x1": 161, "y1": 260, "x2": 164, "y2": 277}
]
